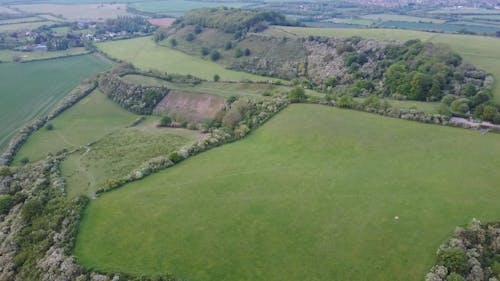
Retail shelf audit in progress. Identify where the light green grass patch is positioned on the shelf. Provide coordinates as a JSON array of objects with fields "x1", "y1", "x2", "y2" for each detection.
[
  {"x1": 13, "y1": 89, "x2": 135, "y2": 164},
  {"x1": 97, "y1": 37, "x2": 277, "y2": 82},
  {"x1": 0, "y1": 54, "x2": 111, "y2": 154},
  {"x1": 62, "y1": 117, "x2": 198, "y2": 198},
  {"x1": 0, "y1": 21, "x2": 53, "y2": 32},
  {"x1": 361, "y1": 14, "x2": 446, "y2": 23},
  {"x1": 76, "y1": 104, "x2": 500, "y2": 281}
]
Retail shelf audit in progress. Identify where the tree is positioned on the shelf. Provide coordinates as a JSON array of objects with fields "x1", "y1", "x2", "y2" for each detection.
[
  {"x1": 153, "y1": 31, "x2": 165, "y2": 42},
  {"x1": 213, "y1": 74, "x2": 220, "y2": 82},
  {"x1": 409, "y1": 72, "x2": 433, "y2": 101},
  {"x1": 210, "y1": 50, "x2": 221, "y2": 61},
  {"x1": 194, "y1": 24, "x2": 203, "y2": 34},
  {"x1": 159, "y1": 116, "x2": 172, "y2": 127},
  {"x1": 201, "y1": 47, "x2": 210, "y2": 56},
  {"x1": 384, "y1": 62, "x2": 409, "y2": 95},
  {"x1": 244, "y1": 48, "x2": 251, "y2": 56},
  {"x1": 45, "y1": 123, "x2": 54, "y2": 131},
  {"x1": 481, "y1": 105, "x2": 498, "y2": 121},
  {"x1": 496, "y1": 31, "x2": 500, "y2": 38},
  {"x1": 288, "y1": 87, "x2": 307, "y2": 103},
  {"x1": 234, "y1": 48, "x2": 243, "y2": 58},
  {"x1": 447, "y1": 273, "x2": 465, "y2": 281},
  {"x1": 169, "y1": 38, "x2": 177, "y2": 47},
  {"x1": 450, "y1": 98, "x2": 470, "y2": 115},
  {"x1": 224, "y1": 42, "x2": 232, "y2": 50},
  {"x1": 438, "y1": 247, "x2": 467, "y2": 274},
  {"x1": 185, "y1": 33, "x2": 195, "y2": 42}
]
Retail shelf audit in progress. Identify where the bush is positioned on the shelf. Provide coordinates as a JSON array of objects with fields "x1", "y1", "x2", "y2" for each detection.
[
  {"x1": 185, "y1": 33, "x2": 195, "y2": 42},
  {"x1": 337, "y1": 95, "x2": 354, "y2": 108},
  {"x1": 213, "y1": 74, "x2": 220, "y2": 82},
  {"x1": 19, "y1": 157, "x2": 29, "y2": 165},
  {"x1": 288, "y1": 87, "x2": 307, "y2": 103},
  {"x1": 159, "y1": 116, "x2": 172, "y2": 127},
  {"x1": 244, "y1": 48, "x2": 251, "y2": 56},
  {"x1": 450, "y1": 98, "x2": 470, "y2": 115},
  {"x1": 234, "y1": 48, "x2": 243, "y2": 58},
  {"x1": 194, "y1": 24, "x2": 203, "y2": 34},
  {"x1": 210, "y1": 50, "x2": 221, "y2": 61},
  {"x1": 201, "y1": 47, "x2": 210, "y2": 56},
  {"x1": 0, "y1": 195, "x2": 13, "y2": 215},
  {"x1": 0, "y1": 166, "x2": 10, "y2": 176},
  {"x1": 224, "y1": 42, "x2": 233, "y2": 50},
  {"x1": 169, "y1": 151, "x2": 184, "y2": 163},
  {"x1": 170, "y1": 38, "x2": 177, "y2": 47},
  {"x1": 21, "y1": 199, "x2": 43, "y2": 223},
  {"x1": 441, "y1": 94, "x2": 457, "y2": 106},
  {"x1": 447, "y1": 272, "x2": 465, "y2": 281},
  {"x1": 45, "y1": 123, "x2": 54, "y2": 131},
  {"x1": 438, "y1": 247, "x2": 467, "y2": 274}
]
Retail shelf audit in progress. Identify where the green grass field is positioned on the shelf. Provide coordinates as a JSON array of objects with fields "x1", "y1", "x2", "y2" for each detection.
[
  {"x1": 96, "y1": 37, "x2": 277, "y2": 82},
  {"x1": 0, "y1": 54, "x2": 111, "y2": 154},
  {"x1": 0, "y1": 48, "x2": 89, "y2": 62},
  {"x1": 0, "y1": 20, "x2": 53, "y2": 32},
  {"x1": 62, "y1": 117, "x2": 198, "y2": 198},
  {"x1": 76, "y1": 104, "x2": 500, "y2": 281},
  {"x1": 13, "y1": 90, "x2": 136, "y2": 164},
  {"x1": 361, "y1": 14, "x2": 446, "y2": 23},
  {"x1": 265, "y1": 26, "x2": 500, "y2": 103},
  {"x1": 129, "y1": 0, "x2": 248, "y2": 17}
]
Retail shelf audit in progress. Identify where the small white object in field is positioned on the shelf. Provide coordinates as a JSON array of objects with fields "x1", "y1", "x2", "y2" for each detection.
[{"x1": 394, "y1": 216, "x2": 399, "y2": 220}]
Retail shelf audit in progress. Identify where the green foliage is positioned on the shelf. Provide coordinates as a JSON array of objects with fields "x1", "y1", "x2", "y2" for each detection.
[
  {"x1": 21, "y1": 199, "x2": 43, "y2": 223},
  {"x1": 450, "y1": 98, "x2": 470, "y2": 115},
  {"x1": 0, "y1": 166, "x2": 11, "y2": 176},
  {"x1": 169, "y1": 38, "x2": 177, "y2": 47},
  {"x1": 45, "y1": 123, "x2": 54, "y2": 131},
  {"x1": 153, "y1": 30, "x2": 166, "y2": 43},
  {"x1": 210, "y1": 50, "x2": 221, "y2": 61},
  {"x1": 19, "y1": 157, "x2": 29, "y2": 165},
  {"x1": 325, "y1": 76, "x2": 337, "y2": 88},
  {"x1": 234, "y1": 48, "x2": 243, "y2": 58},
  {"x1": 224, "y1": 42, "x2": 233, "y2": 50},
  {"x1": 288, "y1": 87, "x2": 307, "y2": 103},
  {"x1": 492, "y1": 261, "x2": 500, "y2": 278},
  {"x1": 441, "y1": 94, "x2": 457, "y2": 106},
  {"x1": 447, "y1": 273, "x2": 465, "y2": 281},
  {"x1": 438, "y1": 247, "x2": 468, "y2": 274},
  {"x1": 168, "y1": 151, "x2": 183, "y2": 163},
  {"x1": 0, "y1": 195, "x2": 13, "y2": 215},
  {"x1": 194, "y1": 24, "x2": 203, "y2": 34},
  {"x1": 337, "y1": 95, "x2": 354, "y2": 108},
  {"x1": 159, "y1": 116, "x2": 172, "y2": 127},
  {"x1": 185, "y1": 33, "x2": 195, "y2": 42},
  {"x1": 213, "y1": 74, "x2": 220, "y2": 82},
  {"x1": 201, "y1": 47, "x2": 210, "y2": 56},
  {"x1": 244, "y1": 48, "x2": 251, "y2": 56}
]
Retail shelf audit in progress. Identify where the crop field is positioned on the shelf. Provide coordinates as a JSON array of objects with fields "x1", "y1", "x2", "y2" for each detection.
[
  {"x1": 76, "y1": 104, "x2": 500, "y2": 281},
  {"x1": 13, "y1": 89, "x2": 135, "y2": 165},
  {"x1": 0, "y1": 47, "x2": 89, "y2": 62},
  {"x1": 0, "y1": 20, "x2": 52, "y2": 32},
  {"x1": 62, "y1": 117, "x2": 198, "y2": 198},
  {"x1": 12, "y1": 3, "x2": 129, "y2": 21},
  {"x1": 265, "y1": 26, "x2": 500, "y2": 103},
  {"x1": 361, "y1": 13, "x2": 446, "y2": 23},
  {"x1": 0, "y1": 55, "x2": 111, "y2": 154},
  {"x1": 97, "y1": 37, "x2": 276, "y2": 82},
  {"x1": 128, "y1": 0, "x2": 249, "y2": 17}
]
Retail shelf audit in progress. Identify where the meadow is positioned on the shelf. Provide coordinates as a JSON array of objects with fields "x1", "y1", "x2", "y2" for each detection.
[
  {"x1": 265, "y1": 26, "x2": 500, "y2": 103},
  {"x1": 0, "y1": 47, "x2": 89, "y2": 62},
  {"x1": 97, "y1": 36, "x2": 277, "y2": 82},
  {"x1": 13, "y1": 89, "x2": 136, "y2": 164},
  {"x1": 128, "y1": 0, "x2": 249, "y2": 17},
  {"x1": 12, "y1": 3, "x2": 129, "y2": 21},
  {"x1": 0, "y1": 54, "x2": 111, "y2": 154},
  {"x1": 62, "y1": 117, "x2": 198, "y2": 198},
  {"x1": 76, "y1": 104, "x2": 500, "y2": 281}
]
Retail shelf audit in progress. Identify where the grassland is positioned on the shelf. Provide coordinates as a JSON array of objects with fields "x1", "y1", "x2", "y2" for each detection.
[
  {"x1": 13, "y1": 89, "x2": 135, "y2": 164},
  {"x1": 0, "y1": 54, "x2": 111, "y2": 154},
  {"x1": 0, "y1": 48, "x2": 89, "y2": 62},
  {"x1": 128, "y1": 0, "x2": 249, "y2": 17},
  {"x1": 97, "y1": 37, "x2": 277, "y2": 82},
  {"x1": 265, "y1": 26, "x2": 500, "y2": 103},
  {"x1": 62, "y1": 117, "x2": 198, "y2": 198},
  {"x1": 361, "y1": 13, "x2": 446, "y2": 23},
  {"x1": 0, "y1": 20, "x2": 53, "y2": 32},
  {"x1": 12, "y1": 3, "x2": 129, "y2": 21},
  {"x1": 76, "y1": 104, "x2": 500, "y2": 281}
]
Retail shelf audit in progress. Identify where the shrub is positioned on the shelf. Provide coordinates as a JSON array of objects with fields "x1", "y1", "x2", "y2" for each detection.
[
  {"x1": 185, "y1": 33, "x2": 195, "y2": 42},
  {"x1": 169, "y1": 151, "x2": 184, "y2": 163},
  {"x1": 21, "y1": 199, "x2": 43, "y2": 223},
  {"x1": 244, "y1": 48, "x2": 251, "y2": 56},
  {"x1": 170, "y1": 38, "x2": 177, "y2": 47},
  {"x1": 492, "y1": 261, "x2": 500, "y2": 277},
  {"x1": 450, "y1": 98, "x2": 470, "y2": 115},
  {"x1": 441, "y1": 94, "x2": 457, "y2": 106},
  {"x1": 210, "y1": 50, "x2": 221, "y2": 61},
  {"x1": 224, "y1": 42, "x2": 233, "y2": 50},
  {"x1": 438, "y1": 247, "x2": 467, "y2": 274},
  {"x1": 45, "y1": 123, "x2": 54, "y2": 131},
  {"x1": 213, "y1": 74, "x2": 220, "y2": 82},
  {"x1": 234, "y1": 48, "x2": 243, "y2": 58},
  {"x1": 493, "y1": 113, "x2": 500, "y2": 125},
  {"x1": 19, "y1": 157, "x2": 29, "y2": 165},
  {"x1": 288, "y1": 87, "x2": 307, "y2": 103},
  {"x1": 0, "y1": 166, "x2": 10, "y2": 176},
  {"x1": 194, "y1": 24, "x2": 203, "y2": 34},
  {"x1": 337, "y1": 95, "x2": 354, "y2": 108},
  {"x1": 0, "y1": 195, "x2": 13, "y2": 215},
  {"x1": 159, "y1": 116, "x2": 172, "y2": 127},
  {"x1": 201, "y1": 47, "x2": 210, "y2": 56},
  {"x1": 446, "y1": 272, "x2": 465, "y2": 281}
]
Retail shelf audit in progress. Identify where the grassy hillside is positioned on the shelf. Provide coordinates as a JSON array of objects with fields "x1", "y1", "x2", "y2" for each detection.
[
  {"x1": 62, "y1": 117, "x2": 198, "y2": 198},
  {"x1": 265, "y1": 26, "x2": 500, "y2": 103},
  {"x1": 96, "y1": 37, "x2": 277, "y2": 82},
  {"x1": 0, "y1": 54, "x2": 111, "y2": 154},
  {"x1": 76, "y1": 104, "x2": 500, "y2": 281},
  {"x1": 13, "y1": 90, "x2": 136, "y2": 164}
]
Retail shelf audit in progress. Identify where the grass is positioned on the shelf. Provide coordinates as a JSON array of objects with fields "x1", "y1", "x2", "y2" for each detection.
[
  {"x1": 61, "y1": 117, "x2": 198, "y2": 198},
  {"x1": 13, "y1": 89, "x2": 135, "y2": 164},
  {"x1": 0, "y1": 48, "x2": 89, "y2": 62},
  {"x1": 0, "y1": 54, "x2": 111, "y2": 154},
  {"x1": 128, "y1": 0, "x2": 249, "y2": 17},
  {"x1": 123, "y1": 74, "x2": 287, "y2": 99},
  {"x1": 0, "y1": 21, "x2": 53, "y2": 32},
  {"x1": 13, "y1": 3, "x2": 129, "y2": 21},
  {"x1": 264, "y1": 26, "x2": 500, "y2": 103},
  {"x1": 76, "y1": 104, "x2": 500, "y2": 281},
  {"x1": 97, "y1": 37, "x2": 277, "y2": 82},
  {"x1": 361, "y1": 14, "x2": 446, "y2": 23}
]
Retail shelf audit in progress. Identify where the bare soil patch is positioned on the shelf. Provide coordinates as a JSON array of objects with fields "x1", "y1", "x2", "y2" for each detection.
[{"x1": 153, "y1": 91, "x2": 225, "y2": 123}]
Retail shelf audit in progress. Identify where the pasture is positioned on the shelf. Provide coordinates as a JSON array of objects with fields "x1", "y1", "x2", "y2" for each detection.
[
  {"x1": 265, "y1": 26, "x2": 500, "y2": 103},
  {"x1": 12, "y1": 3, "x2": 129, "y2": 21},
  {"x1": 0, "y1": 47, "x2": 89, "y2": 62},
  {"x1": 361, "y1": 14, "x2": 446, "y2": 23},
  {"x1": 75, "y1": 104, "x2": 500, "y2": 281},
  {"x1": 0, "y1": 55, "x2": 111, "y2": 154},
  {"x1": 13, "y1": 89, "x2": 135, "y2": 164},
  {"x1": 0, "y1": 20, "x2": 52, "y2": 32},
  {"x1": 62, "y1": 117, "x2": 198, "y2": 198},
  {"x1": 128, "y1": 0, "x2": 249, "y2": 17},
  {"x1": 97, "y1": 36, "x2": 276, "y2": 81}
]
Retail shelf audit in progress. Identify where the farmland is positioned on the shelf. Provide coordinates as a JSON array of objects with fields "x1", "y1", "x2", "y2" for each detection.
[
  {"x1": 97, "y1": 36, "x2": 277, "y2": 81},
  {"x1": 265, "y1": 26, "x2": 500, "y2": 103},
  {"x1": 76, "y1": 104, "x2": 500, "y2": 281},
  {"x1": 12, "y1": 3, "x2": 129, "y2": 21},
  {"x1": 13, "y1": 89, "x2": 136, "y2": 164},
  {"x1": 0, "y1": 54, "x2": 111, "y2": 154},
  {"x1": 128, "y1": 0, "x2": 249, "y2": 17}
]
